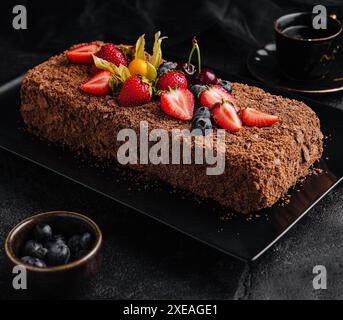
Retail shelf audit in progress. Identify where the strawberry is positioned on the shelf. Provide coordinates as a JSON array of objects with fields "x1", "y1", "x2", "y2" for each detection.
[
  {"x1": 118, "y1": 76, "x2": 152, "y2": 107},
  {"x1": 80, "y1": 71, "x2": 112, "y2": 96},
  {"x1": 200, "y1": 85, "x2": 238, "y2": 110},
  {"x1": 160, "y1": 88, "x2": 194, "y2": 121},
  {"x1": 241, "y1": 108, "x2": 279, "y2": 127},
  {"x1": 66, "y1": 42, "x2": 101, "y2": 65},
  {"x1": 211, "y1": 101, "x2": 242, "y2": 131},
  {"x1": 92, "y1": 43, "x2": 127, "y2": 74},
  {"x1": 156, "y1": 71, "x2": 188, "y2": 91}
]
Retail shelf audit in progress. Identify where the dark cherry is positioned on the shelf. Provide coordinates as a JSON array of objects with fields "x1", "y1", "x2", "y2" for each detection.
[
  {"x1": 193, "y1": 68, "x2": 217, "y2": 85},
  {"x1": 201, "y1": 68, "x2": 217, "y2": 84},
  {"x1": 178, "y1": 62, "x2": 196, "y2": 78}
]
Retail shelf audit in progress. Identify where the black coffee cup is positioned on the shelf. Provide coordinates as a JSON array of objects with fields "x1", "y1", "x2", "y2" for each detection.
[{"x1": 274, "y1": 12, "x2": 342, "y2": 80}]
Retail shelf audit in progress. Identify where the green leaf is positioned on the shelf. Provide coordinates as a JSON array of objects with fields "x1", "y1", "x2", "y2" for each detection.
[
  {"x1": 109, "y1": 76, "x2": 120, "y2": 93},
  {"x1": 114, "y1": 64, "x2": 131, "y2": 82},
  {"x1": 93, "y1": 55, "x2": 116, "y2": 73},
  {"x1": 116, "y1": 44, "x2": 135, "y2": 60},
  {"x1": 151, "y1": 31, "x2": 167, "y2": 69},
  {"x1": 93, "y1": 55, "x2": 131, "y2": 90},
  {"x1": 135, "y1": 34, "x2": 146, "y2": 60}
]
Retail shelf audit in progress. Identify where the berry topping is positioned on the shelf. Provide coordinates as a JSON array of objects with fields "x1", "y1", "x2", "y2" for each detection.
[
  {"x1": 241, "y1": 108, "x2": 279, "y2": 127},
  {"x1": 91, "y1": 43, "x2": 127, "y2": 74},
  {"x1": 95, "y1": 43, "x2": 127, "y2": 67},
  {"x1": 160, "y1": 88, "x2": 195, "y2": 121},
  {"x1": 191, "y1": 106, "x2": 212, "y2": 134},
  {"x1": 200, "y1": 85, "x2": 235, "y2": 109},
  {"x1": 191, "y1": 117, "x2": 213, "y2": 133},
  {"x1": 21, "y1": 256, "x2": 47, "y2": 268},
  {"x1": 80, "y1": 70, "x2": 112, "y2": 96},
  {"x1": 189, "y1": 84, "x2": 207, "y2": 99},
  {"x1": 46, "y1": 243, "x2": 70, "y2": 266},
  {"x1": 218, "y1": 80, "x2": 232, "y2": 93},
  {"x1": 193, "y1": 67, "x2": 217, "y2": 85},
  {"x1": 158, "y1": 61, "x2": 177, "y2": 76},
  {"x1": 178, "y1": 62, "x2": 196, "y2": 78},
  {"x1": 156, "y1": 70, "x2": 188, "y2": 91},
  {"x1": 118, "y1": 76, "x2": 152, "y2": 107},
  {"x1": 34, "y1": 223, "x2": 53, "y2": 243},
  {"x1": 182, "y1": 37, "x2": 217, "y2": 85},
  {"x1": 211, "y1": 101, "x2": 242, "y2": 131},
  {"x1": 23, "y1": 240, "x2": 47, "y2": 260},
  {"x1": 66, "y1": 42, "x2": 101, "y2": 65},
  {"x1": 193, "y1": 106, "x2": 211, "y2": 119}
]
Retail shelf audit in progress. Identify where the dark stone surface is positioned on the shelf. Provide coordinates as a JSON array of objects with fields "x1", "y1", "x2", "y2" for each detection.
[{"x1": 0, "y1": 0, "x2": 343, "y2": 299}]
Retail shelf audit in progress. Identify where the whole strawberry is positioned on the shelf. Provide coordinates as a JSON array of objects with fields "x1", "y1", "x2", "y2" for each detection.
[
  {"x1": 96, "y1": 43, "x2": 127, "y2": 66},
  {"x1": 92, "y1": 43, "x2": 127, "y2": 74},
  {"x1": 156, "y1": 70, "x2": 188, "y2": 91},
  {"x1": 118, "y1": 76, "x2": 152, "y2": 107}
]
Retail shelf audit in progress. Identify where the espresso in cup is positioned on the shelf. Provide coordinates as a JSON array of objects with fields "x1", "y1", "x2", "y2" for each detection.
[{"x1": 274, "y1": 12, "x2": 342, "y2": 79}]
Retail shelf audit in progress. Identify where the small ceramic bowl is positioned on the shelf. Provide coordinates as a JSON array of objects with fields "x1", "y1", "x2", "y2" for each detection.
[{"x1": 5, "y1": 211, "x2": 102, "y2": 296}]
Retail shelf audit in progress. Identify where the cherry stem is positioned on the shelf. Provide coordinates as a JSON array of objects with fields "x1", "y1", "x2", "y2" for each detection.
[{"x1": 187, "y1": 37, "x2": 201, "y2": 74}]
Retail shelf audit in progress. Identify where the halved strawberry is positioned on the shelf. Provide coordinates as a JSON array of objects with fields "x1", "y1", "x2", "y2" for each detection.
[
  {"x1": 200, "y1": 85, "x2": 238, "y2": 110},
  {"x1": 211, "y1": 101, "x2": 242, "y2": 131},
  {"x1": 80, "y1": 71, "x2": 112, "y2": 96},
  {"x1": 160, "y1": 88, "x2": 194, "y2": 121},
  {"x1": 241, "y1": 107, "x2": 279, "y2": 127},
  {"x1": 66, "y1": 43, "x2": 100, "y2": 65}
]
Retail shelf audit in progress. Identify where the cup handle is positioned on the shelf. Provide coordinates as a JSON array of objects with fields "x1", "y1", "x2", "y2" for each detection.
[{"x1": 320, "y1": 14, "x2": 342, "y2": 63}]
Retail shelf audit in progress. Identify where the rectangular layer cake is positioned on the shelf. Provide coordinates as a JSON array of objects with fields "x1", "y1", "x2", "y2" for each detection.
[{"x1": 20, "y1": 51, "x2": 323, "y2": 213}]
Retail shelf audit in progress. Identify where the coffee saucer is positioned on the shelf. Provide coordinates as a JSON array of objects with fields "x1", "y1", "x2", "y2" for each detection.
[{"x1": 247, "y1": 42, "x2": 343, "y2": 94}]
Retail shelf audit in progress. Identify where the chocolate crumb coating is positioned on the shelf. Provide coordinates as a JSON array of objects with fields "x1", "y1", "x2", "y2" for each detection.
[{"x1": 20, "y1": 51, "x2": 323, "y2": 213}]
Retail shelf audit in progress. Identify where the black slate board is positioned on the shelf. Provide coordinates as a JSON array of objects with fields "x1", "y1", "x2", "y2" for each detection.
[{"x1": 0, "y1": 74, "x2": 342, "y2": 261}]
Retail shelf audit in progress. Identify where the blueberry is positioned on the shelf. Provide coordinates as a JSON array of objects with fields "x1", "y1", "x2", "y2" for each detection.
[
  {"x1": 189, "y1": 84, "x2": 207, "y2": 98},
  {"x1": 80, "y1": 233, "x2": 92, "y2": 250},
  {"x1": 52, "y1": 234, "x2": 65, "y2": 242},
  {"x1": 45, "y1": 234, "x2": 66, "y2": 250},
  {"x1": 46, "y1": 243, "x2": 70, "y2": 266},
  {"x1": 21, "y1": 256, "x2": 47, "y2": 268},
  {"x1": 157, "y1": 61, "x2": 177, "y2": 76},
  {"x1": 218, "y1": 80, "x2": 232, "y2": 93},
  {"x1": 67, "y1": 235, "x2": 81, "y2": 254},
  {"x1": 23, "y1": 240, "x2": 47, "y2": 259},
  {"x1": 191, "y1": 117, "x2": 213, "y2": 134},
  {"x1": 34, "y1": 223, "x2": 52, "y2": 242},
  {"x1": 193, "y1": 106, "x2": 211, "y2": 119},
  {"x1": 73, "y1": 250, "x2": 88, "y2": 261}
]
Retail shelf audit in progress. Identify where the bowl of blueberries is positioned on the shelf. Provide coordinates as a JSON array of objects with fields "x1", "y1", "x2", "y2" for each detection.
[{"x1": 5, "y1": 211, "x2": 102, "y2": 292}]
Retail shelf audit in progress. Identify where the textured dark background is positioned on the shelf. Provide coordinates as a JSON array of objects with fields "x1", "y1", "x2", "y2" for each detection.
[{"x1": 0, "y1": 0, "x2": 343, "y2": 299}]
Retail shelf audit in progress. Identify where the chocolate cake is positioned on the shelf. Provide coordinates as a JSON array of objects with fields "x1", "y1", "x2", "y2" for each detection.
[{"x1": 20, "y1": 50, "x2": 323, "y2": 213}]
